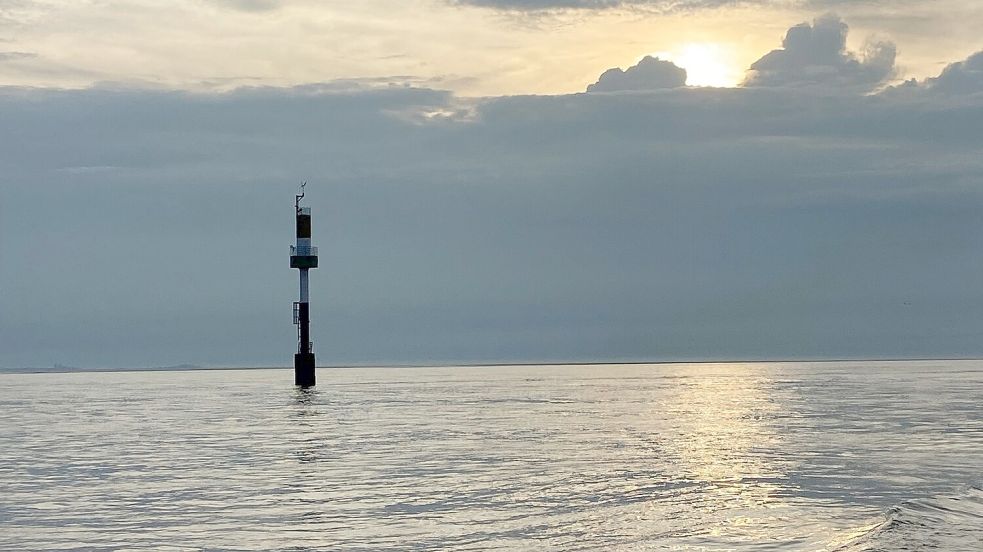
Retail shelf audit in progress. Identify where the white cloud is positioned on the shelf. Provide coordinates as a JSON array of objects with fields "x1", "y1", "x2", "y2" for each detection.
[
  {"x1": 210, "y1": 0, "x2": 282, "y2": 11},
  {"x1": 922, "y1": 51, "x2": 983, "y2": 94},
  {"x1": 744, "y1": 14, "x2": 896, "y2": 89},
  {"x1": 586, "y1": 55, "x2": 686, "y2": 92}
]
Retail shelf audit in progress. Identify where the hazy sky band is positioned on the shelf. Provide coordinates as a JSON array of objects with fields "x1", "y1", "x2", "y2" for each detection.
[{"x1": 0, "y1": 1, "x2": 981, "y2": 94}]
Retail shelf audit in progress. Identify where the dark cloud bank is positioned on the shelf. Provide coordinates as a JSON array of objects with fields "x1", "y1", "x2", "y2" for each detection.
[{"x1": 2, "y1": 18, "x2": 983, "y2": 369}]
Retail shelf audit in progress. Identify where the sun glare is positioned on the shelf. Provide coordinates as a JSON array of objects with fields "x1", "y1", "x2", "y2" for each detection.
[{"x1": 652, "y1": 43, "x2": 740, "y2": 88}]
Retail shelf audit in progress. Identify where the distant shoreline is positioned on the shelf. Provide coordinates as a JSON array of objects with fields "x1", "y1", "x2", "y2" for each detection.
[{"x1": 3, "y1": 357, "x2": 982, "y2": 375}]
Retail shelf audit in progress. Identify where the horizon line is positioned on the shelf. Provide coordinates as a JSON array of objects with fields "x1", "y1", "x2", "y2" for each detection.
[{"x1": 4, "y1": 356, "x2": 983, "y2": 375}]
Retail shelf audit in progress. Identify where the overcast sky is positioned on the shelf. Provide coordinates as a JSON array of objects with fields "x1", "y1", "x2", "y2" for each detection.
[{"x1": 2, "y1": 2, "x2": 983, "y2": 368}]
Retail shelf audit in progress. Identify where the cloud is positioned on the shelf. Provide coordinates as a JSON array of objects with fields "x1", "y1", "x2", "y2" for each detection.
[
  {"x1": 0, "y1": 51, "x2": 37, "y2": 62},
  {"x1": 449, "y1": 0, "x2": 812, "y2": 13},
  {"x1": 453, "y1": 0, "x2": 625, "y2": 8},
  {"x1": 744, "y1": 14, "x2": 896, "y2": 89},
  {"x1": 210, "y1": 0, "x2": 282, "y2": 11},
  {"x1": 0, "y1": 19, "x2": 981, "y2": 368},
  {"x1": 587, "y1": 56, "x2": 686, "y2": 92},
  {"x1": 920, "y1": 51, "x2": 983, "y2": 94},
  {"x1": 451, "y1": 0, "x2": 748, "y2": 11},
  {"x1": 450, "y1": 0, "x2": 894, "y2": 12},
  {"x1": 4, "y1": 67, "x2": 983, "y2": 369}
]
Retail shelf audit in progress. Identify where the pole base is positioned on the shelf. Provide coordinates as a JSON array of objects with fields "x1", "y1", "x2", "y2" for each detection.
[{"x1": 294, "y1": 353, "x2": 316, "y2": 387}]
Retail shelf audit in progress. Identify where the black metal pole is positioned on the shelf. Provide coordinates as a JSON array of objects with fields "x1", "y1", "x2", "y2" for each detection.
[
  {"x1": 291, "y1": 187, "x2": 318, "y2": 387},
  {"x1": 295, "y1": 299, "x2": 314, "y2": 386}
]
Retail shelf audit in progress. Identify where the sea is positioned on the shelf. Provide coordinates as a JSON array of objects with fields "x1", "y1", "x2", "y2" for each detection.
[{"x1": 1, "y1": 361, "x2": 981, "y2": 551}]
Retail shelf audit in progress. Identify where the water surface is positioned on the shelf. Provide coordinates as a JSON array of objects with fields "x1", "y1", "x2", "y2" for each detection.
[{"x1": 1, "y1": 361, "x2": 981, "y2": 550}]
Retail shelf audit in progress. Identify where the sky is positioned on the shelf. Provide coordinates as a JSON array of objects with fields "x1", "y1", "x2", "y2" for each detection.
[{"x1": 2, "y1": 1, "x2": 983, "y2": 368}]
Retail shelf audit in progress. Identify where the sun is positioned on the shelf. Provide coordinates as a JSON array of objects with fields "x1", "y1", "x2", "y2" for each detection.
[{"x1": 651, "y1": 43, "x2": 740, "y2": 88}]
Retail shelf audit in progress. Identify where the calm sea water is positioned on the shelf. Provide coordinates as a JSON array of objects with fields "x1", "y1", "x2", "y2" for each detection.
[{"x1": 1, "y1": 361, "x2": 981, "y2": 551}]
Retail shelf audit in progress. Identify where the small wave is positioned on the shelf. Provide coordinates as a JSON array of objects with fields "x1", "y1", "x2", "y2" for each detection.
[{"x1": 835, "y1": 483, "x2": 983, "y2": 551}]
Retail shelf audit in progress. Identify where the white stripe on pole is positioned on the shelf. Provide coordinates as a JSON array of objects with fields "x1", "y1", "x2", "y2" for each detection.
[{"x1": 300, "y1": 270, "x2": 310, "y2": 303}]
